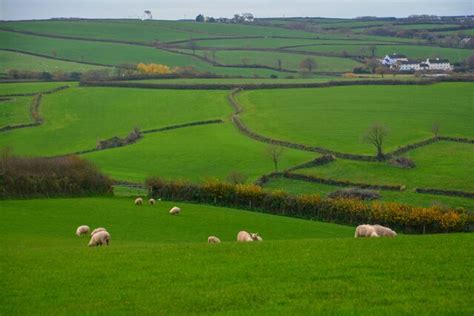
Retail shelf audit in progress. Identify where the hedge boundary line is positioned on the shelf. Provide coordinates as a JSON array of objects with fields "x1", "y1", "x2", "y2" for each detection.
[
  {"x1": 0, "y1": 93, "x2": 44, "y2": 133},
  {"x1": 51, "y1": 119, "x2": 224, "y2": 157},
  {"x1": 0, "y1": 84, "x2": 70, "y2": 97},
  {"x1": 146, "y1": 178, "x2": 473, "y2": 233},
  {"x1": 286, "y1": 154, "x2": 336, "y2": 172},
  {"x1": 415, "y1": 188, "x2": 474, "y2": 199},
  {"x1": 256, "y1": 172, "x2": 404, "y2": 191}
]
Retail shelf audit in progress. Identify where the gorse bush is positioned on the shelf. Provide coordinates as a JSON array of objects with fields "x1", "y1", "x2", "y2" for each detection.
[
  {"x1": 0, "y1": 150, "x2": 112, "y2": 198},
  {"x1": 146, "y1": 177, "x2": 473, "y2": 234}
]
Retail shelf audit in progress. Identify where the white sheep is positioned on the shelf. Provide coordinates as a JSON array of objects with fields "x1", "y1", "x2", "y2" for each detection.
[
  {"x1": 149, "y1": 198, "x2": 156, "y2": 205},
  {"x1": 354, "y1": 224, "x2": 379, "y2": 238},
  {"x1": 75, "y1": 225, "x2": 90, "y2": 237},
  {"x1": 207, "y1": 236, "x2": 221, "y2": 243},
  {"x1": 90, "y1": 227, "x2": 107, "y2": 236},
  {"x1": 169, "y1": 206, "x2": 180, "y2": 215},
  {"x1": 135, "y1": 197, "x2": 143, "y2": 205},
  {"x1": 88, "y1": 230, "x2": 110, "y2": 247},
  {"x1": 254, "y1": 234, "x2": 263, "y2": 241},
  {"x1": 237, "y1": 231, "x2": 260, "y2": 242},
  {"x1": 373, "y1": 224, "x2": 397, "y2": 237}
]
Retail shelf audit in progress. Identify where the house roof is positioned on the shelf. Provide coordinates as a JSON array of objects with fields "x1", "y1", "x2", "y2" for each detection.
[
  {"x1": 400, "y1": 59, "x2": 421, "y2": 65},
  {"x1": 428, "y1": 58, "x2": 450, "y2": 64}
]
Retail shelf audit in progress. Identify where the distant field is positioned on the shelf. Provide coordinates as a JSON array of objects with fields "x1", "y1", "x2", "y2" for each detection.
[
  {"x1": 0, "y1": 50, "x2": 109, "y2": 73},
  {"x1": 126, "y1": 76, "x2": 345, "y2": 85},
  {"x1": 193, "y1": 49, "x2": 364, "y2": 73},
  {"x1": 84, "y1": 123, "x2": 314, "y2": 182},
  {"x1": 0, "y1": 87, "x2": 231, "y2": 156},
  {"x1": 263, "y1": 177, "x2": 474, "y2": 210},
  {"x1": 1, "y1": 197, "x2": 472, "y2": 315},
  {"x1": 295, "y1": 141, "x2": 474, "y2": 191},
  {"x1": 0, "y1": 96, "x2": 31, "y2": 127},
  {"x1": 237, "y1": 83, "x2": 474, "y2": 154},
  {"x1": 0, "y1": 81, "x2": 74, "y2": 95}
]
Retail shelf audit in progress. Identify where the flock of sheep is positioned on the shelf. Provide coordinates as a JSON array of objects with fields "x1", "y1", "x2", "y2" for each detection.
[{"x1": 75, "y1": 198, "x2": 396, "y2": 247}]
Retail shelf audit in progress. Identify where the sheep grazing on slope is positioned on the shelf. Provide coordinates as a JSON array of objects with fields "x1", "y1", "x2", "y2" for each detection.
[
  {"x1": 373, "y1": 224, "x2": 397, "y2": 237},
  {"x1": 354, "y1": 224, "x2": 379, "y2": 238},
  {"x1": 237, "y1": 231, "x2": 260, "y2": 242},
  {"x1": 135, "y1": 197, "x2": 143, "y2": 205},
  {"x1": 90, "y1": 227, "x2": 107, "y2": 236},
  {"x1": 88, "y1": 231, "x2": 111, "y2": 247},
  {"x1": 76, "y1": 225, "x2": 90, "y2": 237},
  {"x1": 149, "y1": 198, "x2": 156, "y2": 205},
  {"x1": 208, "y1": 236, "x2": 221, "y2": 243},
  {"x1": 169, "y1": 206, "x2": 180, "y2": 215}
]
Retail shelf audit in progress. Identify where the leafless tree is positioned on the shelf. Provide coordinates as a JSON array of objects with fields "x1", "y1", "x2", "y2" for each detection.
[
  {"x1": 431, "y1": 122, "x2": 440, "y2": 138},
  {"x1": 300, "y1": 57, "x2": 317, "y2": 73},
  {"x1": 363, "y1": 123, "x2": 389, "y2": 160},
  {"x1": 266, "y1": 145, "x2": 284, "y2": 172},
  {"x1": 187, "y1": 41, "x2": 198, "y2": 55},
  {"x1": 368, "y1": 45, "x2": 377, "y2": 58},
  {"x1": 227, "y1": 171, "x2": 248, "y2": 185},
  {"x1": 277, "y1": 59, "x2": 282, "y2": 70}
]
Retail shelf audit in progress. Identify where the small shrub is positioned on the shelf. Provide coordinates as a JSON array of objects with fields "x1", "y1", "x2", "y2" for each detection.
[
  {"x1": 328, "y1": 187, "x2": 381, "y2": 201},
  {"x1": 227, "y1": 171, "x2": 248, "y2": 185},
  {"x1": 390, "y1": 156, "x2": 416, "y2": 168}
]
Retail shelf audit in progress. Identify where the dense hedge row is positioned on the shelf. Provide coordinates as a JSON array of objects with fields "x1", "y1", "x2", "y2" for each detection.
[
  {"x1": 146, "y1": 178, "x2": 473, "y2": 233},
  {"x1": 142, "y1": 119, "x2": 223, "y2": 134},
  {"x1": 286, "y1": 155, "x2": 336, "y2": 172},
  {"x1": 386, "y1": 137, "x2": 438, "y2": 158},
  {"x1": 0, "y1": 152, "x2": 112, "y2": 198},
  {"x1": 415, "y1": 188, "x2": 474, "y2": 199},
  {"x1": 439, "y1": 136, "x2": 474, "y2": 144}
]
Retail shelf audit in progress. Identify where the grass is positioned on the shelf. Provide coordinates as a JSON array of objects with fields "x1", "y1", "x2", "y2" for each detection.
[
  {"x1": 0, "y1": 50, "x2": 109, "y2": 73},
  {"x1": 83, "y1": 123, "x2": 314, "y2": 182},
  {"x1": 295, "y1": 141, "x2": 474, "y2": 191},
  {"x1": 263, "y1": 177, "x2": 474, "y2": 211},
  {"x1": 0, "y1": 81, "x2": 75, "y2": 95},
  {"x1": 126, "y1": 76, "x2": 345, "y2": 85},
  {"x1": 0, "y1": 87, "x2": 231, "y2": 156},
  {"x1": 237, "y1": 83, "x2": 474, "y2": 154},
  {"x1": 1, "y1": 197, "x2": 473, "y2": 314},
  {"x1": 0, "y1": 96, "x2": 31, "y2": 127}
]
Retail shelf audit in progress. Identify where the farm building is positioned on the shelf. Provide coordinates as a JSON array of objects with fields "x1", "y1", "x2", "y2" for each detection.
[
  {"x1": 398, "y1": 58, "x2": 452, "y2": 71},
  {"x1": 381, "y1": 53, "x2": 408, "y2": 66}
]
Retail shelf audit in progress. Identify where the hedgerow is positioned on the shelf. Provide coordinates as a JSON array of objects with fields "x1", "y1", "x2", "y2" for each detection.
[{"x1": 146, "y1": 177, "x2": 473, "y2": 234}]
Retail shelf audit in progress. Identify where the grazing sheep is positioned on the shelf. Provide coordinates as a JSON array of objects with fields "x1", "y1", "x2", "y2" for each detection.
[
  {"x1": 90, "y1": 227, "x2": 107, "y2": 236},
  {"x1": 169, "y1": 206, "x2": 180, "y2": 215},
  {"x1": 373, "y1": 224, "x2": 397, "y2": 237},
  {"x1": 135, "y1": 197, "x2": 143, "y2": 205},
  {"x1": 354, "y1": 224, "x2": 379, "y2": 238},
  {"x1": 149, "y1": 198, "x2": 156, "y2": 205},
  {"x1": 76, "y1": 225, "x2": 90, "y2": 237},
  {"x1": 237, "y1": 231, "x2": 260, "y2": 242},
  {"x1": 254, "y1": 234, "x2": 263, "y2": 241},
  {"x1": 208, "y1": 236, "x2": 221, "y2": 243},
  {"x1": 88, "y1": 231, "x2": 110, "y2": 247}
]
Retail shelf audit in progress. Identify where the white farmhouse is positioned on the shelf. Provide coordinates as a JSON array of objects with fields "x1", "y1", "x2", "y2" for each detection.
[
  {"x1": 425, "y1": 58, "x2": 453, "y2": 71},
  {"x1": 381, "y1": 53, "x2": 408, "y2": 66},
  {"x1": 399, "y1": 60, "x2": 422, "y2": 71}
]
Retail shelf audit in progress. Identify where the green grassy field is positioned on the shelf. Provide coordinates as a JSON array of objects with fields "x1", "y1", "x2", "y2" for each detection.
[
  {"x1": 263, "y1": 177, "x2": 474, "y2": 210},
  {"x1": 0, "y1": 81, "x2": 75, "y2": 95},
  {"x1": 0, "y1": 87, "x2": 231, "y2": 156},
  {"x1": 1, "y1": 197, "x2": 473, "y2": 315},
  {"x1": 237, "y1": 83, "x2": 474, "y2": 154},
  {"x1": 295, "y1": 141, "x2": 474, "y2": 191},
  {"x1": 0, "y1": 50, "x2": 109, "y2": 73},
  {"x1": 126, "y1": 76, "x2": 345, "y2": 85},
  {"x1": 0, "y1": 96, "x2": 31, "y2": 127}
]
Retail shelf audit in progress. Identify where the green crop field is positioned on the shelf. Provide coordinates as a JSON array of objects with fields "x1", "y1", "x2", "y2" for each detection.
[
  {"x1": 237, "y1": 83, "x2": 474, "y2": 154},
  {"x1": 0, "y1": 50, "x2": 108, "y2": 73},
  {"x1": 1, "y1": 197, "x2": 473, "y2": 315}
]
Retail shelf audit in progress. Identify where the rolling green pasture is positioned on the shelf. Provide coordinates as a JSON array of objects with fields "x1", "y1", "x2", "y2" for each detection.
[
  {"x1": 0, "y1": 81, "x2": 75, "y2": 95},
  {"x1": 296, "y1": 141, "x2": 474, "y2": 191},
  {"x1": 1, "y1": 197, "x2": 473, "y2": 314},
  {"x1": 237, "y1": 83, "x2": 474, "y2": 154},
  {"x1": 263, "y1": 177, "x2": 474, "y2": 210},
  {"x1": 288, "y1": 43, "x2": 473, "y2": 62},
  {"x1": 0, "y1": 87, "x2": 230, "y2": 156},
  {"x1": 0, "y1": 50, "x2": 108, "y2": 73},
  {"x1": 0, "y1": 96, "x2": 31, "y2": 127},
  {"x1": 193, "y1": 49, "x2": 363, "y2": 73},
  {"x1": 84, "y1": 123, "x2": 314, "y2": 182}
]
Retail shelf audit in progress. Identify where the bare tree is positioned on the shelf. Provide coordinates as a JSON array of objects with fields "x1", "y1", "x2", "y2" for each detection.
[
  {"x1": 431, "y1": 122, "x2": 440, "y2": 138},
  {"x1": 375, "y1": 66, "x2": 387, "y2": 78},
  {"x1": 187, "y1": 41, "x2": 198, "y2": 55},
  {"x1": 366, "y1": 58, "x2": 379, "y2": 73},
  {"x1": 277, "y1": 59, "x2": 282, "y2": 70},
  {"x1": 368, "y1": 45, "x2": 377, "y2": 58},
  {"x1": 227, "y1": 171, "x2": 248, "y2": 185},
  {"x1": 363, "y1": 123, "x2": 389, "y2": 160},
  {"x1": 300, "y1": 57, "x2": 317, "y2": 73},
  {"x1": 266, "y1": 145, "x2": 284, "y2": 172}
]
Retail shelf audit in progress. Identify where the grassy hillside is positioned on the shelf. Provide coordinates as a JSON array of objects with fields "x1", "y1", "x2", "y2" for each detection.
[
  {"x1": 0, "y1": 81, "x2": 75, "y2": 95},
  {"x1": 1, "y1": 197, "x2": 472, "y2": 314},
  {"x1": 237, "y1": 83, "x2": 474, "y2": 154},
  {"x1": 0, "y1": 96, "x2": 31, "y2": 127},
  {"x1": 0, "y1": 50, "x2": 109, "y2": 73}
]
